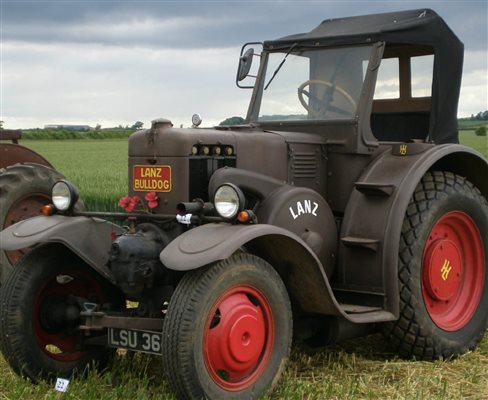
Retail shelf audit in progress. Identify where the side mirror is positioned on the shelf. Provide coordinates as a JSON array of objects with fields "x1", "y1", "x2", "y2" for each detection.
[
  {"x1": 237, "y1": 48, "x2": 254, "y2": 82},
  {"x1": 236, "y1": 42, "x2": 263, "y2": 89}
]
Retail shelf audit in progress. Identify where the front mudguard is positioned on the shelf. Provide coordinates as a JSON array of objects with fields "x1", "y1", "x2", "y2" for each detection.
[
  {"x1": 160, "y1": 223, "x2": 309, "y2": 271},
  {"x1": 0, "y1": 215, "x2": 124, "y2": 282},
  {"x1": 161, "y1": 223, "x2": 347, "y2": 318}
]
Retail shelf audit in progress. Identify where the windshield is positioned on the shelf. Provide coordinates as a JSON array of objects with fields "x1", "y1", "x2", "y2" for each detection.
[{"x1": 257, "y1": 45, "x2": 373, "y2": 122}]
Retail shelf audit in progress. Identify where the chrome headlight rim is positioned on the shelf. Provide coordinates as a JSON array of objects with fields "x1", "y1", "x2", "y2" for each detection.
[
  {"x1": 51, "y1": 180, "x2": 79, "y2": 212},
  {"x1": 213, "y1": 183, "x2": 245, "y2": 219}
]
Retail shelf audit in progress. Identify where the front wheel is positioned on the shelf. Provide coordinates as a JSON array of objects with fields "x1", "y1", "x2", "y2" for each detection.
[
  {"x1": 0, "y1": 244, "x2": 124, "y2": 381},
  {"x1": 384, "y1": 171, "x2": 488, "y2": 359},
  {"x1": 162, "y1": 253, "x2": 292, "y2": 399}
]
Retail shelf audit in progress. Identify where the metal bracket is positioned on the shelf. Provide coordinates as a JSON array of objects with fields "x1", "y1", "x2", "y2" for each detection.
[{"x1": 80, "y1": 310, "x2": 164, "y2": 331}]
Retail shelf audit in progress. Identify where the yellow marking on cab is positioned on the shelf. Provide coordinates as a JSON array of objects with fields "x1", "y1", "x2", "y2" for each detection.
[{"x1": 399, "y1": 144, "x2": 408, "y2": 156}]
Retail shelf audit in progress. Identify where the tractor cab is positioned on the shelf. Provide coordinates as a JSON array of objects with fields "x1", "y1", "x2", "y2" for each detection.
[{"x1": 239, "y1": 9, "x2": 463, "y2": 151}]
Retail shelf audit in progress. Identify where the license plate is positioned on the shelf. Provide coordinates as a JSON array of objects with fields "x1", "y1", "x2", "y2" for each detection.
[{"x1": 107, "y1": 328, "x2": 162, "y2": 355}]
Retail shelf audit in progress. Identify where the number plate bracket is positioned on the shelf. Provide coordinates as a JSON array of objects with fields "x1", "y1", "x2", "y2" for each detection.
[{"x1": 80, "y1": 311, "x2": 164, "y2": 331}]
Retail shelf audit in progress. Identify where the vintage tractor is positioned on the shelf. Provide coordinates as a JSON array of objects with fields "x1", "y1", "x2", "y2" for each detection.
[
  {"x1": 0, "y1": 128, "x2": 70, "y2": 283},
  {"x1": 0, "y1": 9, "x2": 487, "y2": 399}
]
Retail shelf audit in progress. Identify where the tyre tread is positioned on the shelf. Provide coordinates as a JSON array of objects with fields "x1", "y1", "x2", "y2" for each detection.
[
  {"x1": 162, "y1": 253, "x2": 292, "y2": 400},
  {"x1": 384, "y1": 171, "x2": 488, "y2": 360},
  {"x1": 0, "y1": 245, "x2": 121, "y2": 381}
]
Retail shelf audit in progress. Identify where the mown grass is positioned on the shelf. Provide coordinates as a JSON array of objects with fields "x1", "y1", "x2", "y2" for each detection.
[
  {"x1": 271, "y1": 335, "x2": 488, "y2": 399},
  {"x1": 459, "y1": 130, "x2": 488, "y2": 156},
  {"x1": 0, "y1": 335, "x2": 486, "y2": 399},
  {"x1": 2, "y1": 132, "x2": 486, "y2": 399}
]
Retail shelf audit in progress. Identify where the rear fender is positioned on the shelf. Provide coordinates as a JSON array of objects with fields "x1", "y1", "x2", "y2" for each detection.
[
  {"x1": 339, "y1": 143, "x2": 488, "y2": 317},
  {"x1": 160, "y1": 223, "x2": 343, "y2": 316},
  {"x1": 0, "y1": 145, "x2": 53, "y2": 169},
  {"x1": 0, "y1": 215, "x2": 124, "y2": 282}
]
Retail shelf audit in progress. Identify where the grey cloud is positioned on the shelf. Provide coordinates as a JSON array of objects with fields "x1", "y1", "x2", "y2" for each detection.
[
  {"x1": 1, "y1": 1, "x2": 486, "y2": 128},
  {"x1": 2, "y1": 1, "x2": 486, "y2": 51}
]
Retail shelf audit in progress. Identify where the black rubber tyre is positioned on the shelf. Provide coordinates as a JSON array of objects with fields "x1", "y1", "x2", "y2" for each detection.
[
  {"x1": 383, "y1": 171, "x2": 488, "y2": 360},
  {"x1": 0, "y1": 163, "x2": 67, "y2": 283},
  {"x1": 0, "y1": 243, "x2": 124, "y2": 381},
  {"x1": 162, "y1": 253, "x2": 292, "y2": 400}
]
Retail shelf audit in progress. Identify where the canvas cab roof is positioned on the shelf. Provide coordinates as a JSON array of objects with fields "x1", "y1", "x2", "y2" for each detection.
[{"x1": 264, "y1": 9, "x2": 464, "y2": 144}]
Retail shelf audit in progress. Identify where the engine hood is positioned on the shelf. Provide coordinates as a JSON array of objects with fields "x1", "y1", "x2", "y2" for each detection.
[
  {"x1": 129, "y1": 120, "x2": 331, "y2": 194},
  {"x1": 129, "y1": 123, "x2": 325, "y2": 157}
]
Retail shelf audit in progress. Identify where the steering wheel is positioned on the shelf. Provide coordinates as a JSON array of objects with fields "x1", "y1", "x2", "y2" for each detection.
[{"x1": 297, "y1": 79, "x2": 357, "y2": 117}]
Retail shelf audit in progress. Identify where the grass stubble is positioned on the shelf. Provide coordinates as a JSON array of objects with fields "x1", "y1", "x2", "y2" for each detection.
[
  {"x1": 0, "y1": 335, "x2": 486, "y2": 399},
  {"x1": 0, "y1": 131, "x2": 486, "y2": 399}
]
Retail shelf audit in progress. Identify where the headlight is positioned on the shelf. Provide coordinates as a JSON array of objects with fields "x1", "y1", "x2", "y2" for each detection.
[
  {"x1": 52, "y1": 180, "x2": 79, "y2": 211},
  {"x1": 214, "y1": 183, "x2": 245, "y2": 219}
]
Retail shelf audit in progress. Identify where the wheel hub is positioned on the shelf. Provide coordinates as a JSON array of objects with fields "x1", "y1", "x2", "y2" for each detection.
[
  {"x1": 422, "y1": 211, "x2": 485, "y2": 331},
  {"x1": 40, "y1": 296, "x2": 81, "y2": 333},
  {"x1": 204, "y1": 286, "x2": 273, "y2": 390},
  {"x1": 225, "y1": 306, "x2": 265, "y2": 366},
  {"x1": 423, "y1": 239, "x2": 462, "y2": 301},
  {"x1": 34, "y1": 270, "x2": 105, "y2": 362}
]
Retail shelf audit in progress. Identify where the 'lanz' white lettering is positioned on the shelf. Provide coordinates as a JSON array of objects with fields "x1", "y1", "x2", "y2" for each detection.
[{"x1": 289, "y1": 200, "x2": 319, "y2": 220}]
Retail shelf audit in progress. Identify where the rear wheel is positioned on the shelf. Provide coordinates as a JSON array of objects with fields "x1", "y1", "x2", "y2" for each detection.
[
  {"x1": 162, "y1": 253, "x2": 292, "y2": 399},
  {"x1": 384, "y1": 171, "x2": 488, "y2": 359},
  {"x1": 0, "y1": 244, "x2": 123, "y2": 381},
  {"x1": 0, "y1": 164, "x2": 67, "y2": 283}
]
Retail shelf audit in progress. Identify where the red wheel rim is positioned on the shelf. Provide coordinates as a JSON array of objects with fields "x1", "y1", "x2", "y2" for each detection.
[
  {"x1": 33, "y1": 268, "x2": 105, "y2": 362},
  {"x1": 422, "y1": 211, "x2": 485, "y2": 331},
  {"x1": 3, "y1": 193, "x2": 50, "y2": 265},
  {"x1": 203, "y1": 286, "x2": 274, "y2": 391}
]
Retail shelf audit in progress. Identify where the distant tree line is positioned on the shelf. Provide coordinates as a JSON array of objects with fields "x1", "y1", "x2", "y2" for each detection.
[
  {"x1": 20, "y1": 120, "x2": 145, "y2": 140},
  {"x1": 458, "y1": 110, "x2": 488, "y2": 136},
  {"x1": 16, "y1": 112, "x2": 488, "y2": 139},
  {"x1": 219, "y1": 116, "x2": 245, "y2": 126},
  {"x1": 462, "y1": 110, "x2": 488, "y2": 121},
  {"x1": 22, "y1": 128, "x2": 133, "y2": 140}
]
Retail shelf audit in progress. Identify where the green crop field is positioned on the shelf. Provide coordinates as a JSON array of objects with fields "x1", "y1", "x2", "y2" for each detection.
[
  {"x1": 458, "y1": 119, "x2": 488, "y2": 130},
  {"x1": 25, "y1": 139, "x2": 129, "y2": 212},
  {"x1": 459, "y1": 130, "x2": 488, "y2": 155},
  {"x1": 1, "y1": 133, "x2": 487, "y2": 399}
]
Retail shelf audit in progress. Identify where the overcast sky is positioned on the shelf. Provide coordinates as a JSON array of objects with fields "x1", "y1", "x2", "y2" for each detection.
[{"x1": 1, "y1": 0, "x2": 486, "y2": 129}]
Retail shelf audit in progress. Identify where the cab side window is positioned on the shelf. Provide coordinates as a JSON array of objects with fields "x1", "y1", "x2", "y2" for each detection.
[
  {"x1": 411, "y1": 55, "x2": 434, "y2": 98},
  {"x1": 373, "y1": 58, "x2": 400, "y2": 100},
  {"x1": 370, "y1": 45, "x2": 434, "y2": 142}
]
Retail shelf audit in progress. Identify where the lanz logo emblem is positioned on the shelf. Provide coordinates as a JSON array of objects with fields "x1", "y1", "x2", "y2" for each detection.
[
  {"x1": 399, "y1": 144, "x2": 408, "y2": 156},
  {"x1": 289, "y1": 200, "x2": 319, "y2": 220},
  {"x1": 441, "y1": 259, "x2": 452, "y2": 281}
]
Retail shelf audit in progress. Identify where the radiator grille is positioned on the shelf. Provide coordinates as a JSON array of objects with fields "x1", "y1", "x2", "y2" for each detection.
[{"x1": 189, "y1": 156, "x2": 236, "y2": 201}]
